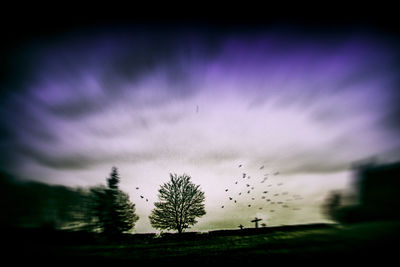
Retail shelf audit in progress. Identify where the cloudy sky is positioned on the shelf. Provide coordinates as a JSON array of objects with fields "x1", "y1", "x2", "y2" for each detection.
[{"x1": 1, "y1": 23, "x2": 400, "y2": 232}]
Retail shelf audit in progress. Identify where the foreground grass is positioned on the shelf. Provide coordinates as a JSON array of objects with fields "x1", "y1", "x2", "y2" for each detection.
[{"x1": 9, "y1": 221, "x2": 400, "y2": 264}]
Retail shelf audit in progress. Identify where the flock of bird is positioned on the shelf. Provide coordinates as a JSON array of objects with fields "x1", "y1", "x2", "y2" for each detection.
[
  {"x1": 135, "y1": 187, "x2": 149, "y2": 202},
  {"x1": 220, "y1": 164, "x2": 303, "y2": 215},
  {"x1": 131, "y1": 163, "x2": 304, "y2": 220}
]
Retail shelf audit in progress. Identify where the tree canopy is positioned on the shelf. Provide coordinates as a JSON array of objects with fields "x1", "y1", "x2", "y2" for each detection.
[{"x1": 149, "y1": 173, "x2": 206, "y2": 233}]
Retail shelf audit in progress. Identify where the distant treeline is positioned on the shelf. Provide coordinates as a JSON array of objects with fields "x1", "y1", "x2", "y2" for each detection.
[
  {"x1": 0, "y1": 172, "x2": 98, "y2": 230},
  {"x1": 324, "y1": 161, "x2": 400, "y2": 223}
]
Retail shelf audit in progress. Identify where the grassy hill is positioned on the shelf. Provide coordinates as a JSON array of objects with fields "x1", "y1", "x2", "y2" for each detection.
[{"x1": 4, "y1": 221, "x2": 400, "y2": 265}]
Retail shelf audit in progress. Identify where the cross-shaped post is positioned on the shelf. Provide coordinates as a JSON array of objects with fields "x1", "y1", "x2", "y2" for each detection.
[
  {"x1": 238, "y1": 224, "x2": 244, "y2": 230},
  {"x1": 251, "y1": 217, "x2": 262, "y2": 228}
]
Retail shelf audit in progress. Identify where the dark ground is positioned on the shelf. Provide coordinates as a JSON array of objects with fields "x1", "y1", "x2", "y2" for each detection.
[{"x1": 3, "y1": 221, "x2": 400, "y2": 265}]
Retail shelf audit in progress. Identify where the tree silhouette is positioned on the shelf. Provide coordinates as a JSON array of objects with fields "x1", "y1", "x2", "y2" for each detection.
[
  {"x1": 149, "y1": 173, "x2": 206, "y2": 234},
  {"x1": 107, "y1": 166, "x2": 120, "y2": 189},
  {"x1": 91, "y1": 167, "x2": 139, "y2": 235},
  {"x1": 322, "y1": 191, "x2": 341, "y2": 222}
]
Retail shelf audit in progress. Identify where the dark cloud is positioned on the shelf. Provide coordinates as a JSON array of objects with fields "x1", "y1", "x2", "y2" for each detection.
[
  {"x1": 282, "y1": 160, "x2": 351, "y2": 176},
  {"x1": 20, "y1": 147, "x2": 95, "y2": 170},
  {"x1": 13, "y1": 30, "x2": 222, "y2": 122},
  {"x1": 18, "y1": 145, "x2": 160, "y2": 171},
  {"x1": 1, "y1": 24, "x2": 400, "y2": 183},
  {"x1": 189, "y1": 150, "x2": 241, "y2": 165},
  {"x1": 43, "y1": 97, "x2": 106, "y2": 120},
  {"x1": 100, "y1": 35, "x2": 177, "y2": 87},
  {"x1": 382, "y1": 60, "x2": 400, "y2": 134},
  {"x1": 0, "y1": 97, "x2": 59, "y2": 143}
]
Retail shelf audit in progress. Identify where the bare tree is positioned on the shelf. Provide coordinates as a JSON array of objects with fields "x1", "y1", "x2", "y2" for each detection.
[{"x1": 149, "y1": 173, "x2": 206, "y2": 233}]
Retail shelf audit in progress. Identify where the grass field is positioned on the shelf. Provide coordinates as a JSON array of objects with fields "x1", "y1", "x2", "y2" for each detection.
[{"x1": 5, "y1": 221, "x2": 400, "y2": 265}]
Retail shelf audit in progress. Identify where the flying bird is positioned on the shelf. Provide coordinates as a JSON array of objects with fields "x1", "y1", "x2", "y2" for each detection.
[
  {"x1": 136, "y1": 187, "x2": 139, "y2": 190},
  {"x1": 140, "y1": 196, "x2": 144, "y2": 199},
  {"x1": 246, "y1": 184, "x2": 250, "y2": 187},
  {"x1": 247, "y1": 190, "x2": 250, "y2": 194},
  {"x1": 146, "y1": 199, "x2": 148, "y2": 202},
  {"x1": 248, "y1": 205, "x2": 251, "y2": 207},
  {"x1": 221, "y1": 206, "x2": 224, "y2": 208},
  {"x1": 239, "y1": 164, "x2": 242, "y2": 168},
  {"x1": 260, "y1": 165, "x2": 264, "y2": 169},
  {"x1": 263, "y1": 191, "x2": 268, "y2": 194},
  {"x1": 229, "y1": 197, "x2": 233, "y2": 200},
  {"x1": 225, "y1": 189, "x2": 228, "y2": 192},
  {"x1": 235, "y1": 182, "x2": 238, "y2": 184}
]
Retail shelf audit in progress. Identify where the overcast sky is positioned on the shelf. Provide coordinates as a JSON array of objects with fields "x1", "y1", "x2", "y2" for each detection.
[{"x1": 1, "y1": 25, "x2": 400, "y2": 232}]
